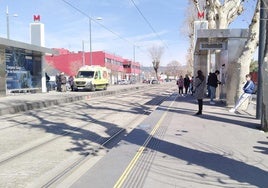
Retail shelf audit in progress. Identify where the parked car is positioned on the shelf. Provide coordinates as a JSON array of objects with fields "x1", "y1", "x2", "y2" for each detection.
[
  {"x1": 142, "y1": 79, "x2": 148, "y2": 83},
  {"x1": 117, "y1": 79, "x2": 129, "y2": 85},
  {"x1": 151, "y1": 79, "x2": 159, "y2": 84}
]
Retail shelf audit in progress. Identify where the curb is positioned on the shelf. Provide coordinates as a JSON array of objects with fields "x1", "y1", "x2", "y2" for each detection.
[{"x1": 0, "y1": 85, "x2": 148, "y2": 116}]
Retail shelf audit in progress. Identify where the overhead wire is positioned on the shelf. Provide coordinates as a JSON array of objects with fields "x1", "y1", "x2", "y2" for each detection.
[
  {"x1": 61, "y1": 0, "x2": 134, "y2": 47},
  {"x1": 61, "y1": 0, "x2": 166, "y2": 60},
  {"x1": 129, "y1": 0, "x2": 169, "y2": 49}
]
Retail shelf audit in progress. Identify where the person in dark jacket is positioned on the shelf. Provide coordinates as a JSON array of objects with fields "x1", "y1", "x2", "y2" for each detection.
[
  {"x1": 68, "y1": 75, "x2": 74, "y2": 91},
  {"x1": 45, "y1": 72, "x2": 50, "y2": 92},
  {"x1": 184, "y1": 74, "x2": 190, "y2": 94},
  {"x1": 56, "y1": 73, "x2": 61, "y2": 92},
  {"x1": 207, "y1": 70, "x2": 221, "y2": 104},
  {"x1": 229, "y1": 74, "x2": 255, "y2": 113}
]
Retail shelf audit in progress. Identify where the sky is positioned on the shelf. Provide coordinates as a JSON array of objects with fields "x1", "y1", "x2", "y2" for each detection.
[{"x1": 0, "y1": 0, "x2": 257, "y2": 67}]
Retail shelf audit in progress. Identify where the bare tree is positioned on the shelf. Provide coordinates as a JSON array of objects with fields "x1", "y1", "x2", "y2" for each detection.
[
  {"x1": 227, "y1": 0, "x2": 260, "y2": 104},
  {"x1": 148, "y1": 45, "x2": 164, "y2": 80},
  {"x1": 165, "y1": 60, "x2": 186, "y2": 78},
  {"x1": 69, "y1": 60, "x2": 83, "y2": 76},
  {"x1": 181, "y1": 2, "x2": 199, "y2": 73},
  {"x1": 43, "y1": 61, "x2": 57, "y2": 74}
]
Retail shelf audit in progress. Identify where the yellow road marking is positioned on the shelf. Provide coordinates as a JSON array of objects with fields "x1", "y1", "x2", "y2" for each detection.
[{"x1": 114, "y1": 97, "x2": 176, "y2": 188}]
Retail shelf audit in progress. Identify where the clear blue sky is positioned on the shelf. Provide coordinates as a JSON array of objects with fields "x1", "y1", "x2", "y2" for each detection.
[{"x1": 0, "y1": 0, "x2": 257, "y2": 66}]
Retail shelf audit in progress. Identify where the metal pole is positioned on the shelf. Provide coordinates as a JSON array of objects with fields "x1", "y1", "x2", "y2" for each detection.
[
  {"x1": 6, "y1": 6, "x2": 9, "y2": 39},
  {"x1": 133, "y1": 45, "x2": 135, "y2": 63},
  {"x1": 257, "y1": 0, "x2": 265, "y2": 119},
  {"x1": 82, "y1": 40, "x2": 85, "y2": 66},
  {"x1": 89, "y1": 18, "x2": 92, "y2": 66}
]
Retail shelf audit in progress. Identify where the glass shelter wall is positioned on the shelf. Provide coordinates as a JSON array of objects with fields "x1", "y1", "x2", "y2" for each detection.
[
  {"x1": 0, "y1": 49, "x2": 5, "y2": 96},
  {"x1": 5, "y1": 47, "x2": 42, "y2": 93}
]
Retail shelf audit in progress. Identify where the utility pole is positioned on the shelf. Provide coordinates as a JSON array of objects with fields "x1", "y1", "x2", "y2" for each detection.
[
  {"x1": 257, "y1": 0, "x2": 265, "y2": 119},
  {"x1": 82, "y1": 40, "x2": 85, "y2": 66},
  {"x1": 6, "y1": 6, "x2": 10, "y2": 39},
  {"x1": 259, "y1": 0, "x2": 268, "y2": 131}
]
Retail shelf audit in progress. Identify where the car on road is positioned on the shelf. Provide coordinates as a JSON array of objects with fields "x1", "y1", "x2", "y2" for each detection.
[
  {"x1": 151, "y1": 79, "x2": 159, "y2": 84},
  {"x1": 117, "y1": 79, "x2": 129, "y2": 85}
]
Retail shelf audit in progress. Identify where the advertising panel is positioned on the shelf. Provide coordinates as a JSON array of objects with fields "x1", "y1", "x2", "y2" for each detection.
[
  {"x1": 5, "y1": 47, "x2": 41, "y2": 91},
  {"x1": 0, "y1": 50, "x2": 6, "y2": 95}
]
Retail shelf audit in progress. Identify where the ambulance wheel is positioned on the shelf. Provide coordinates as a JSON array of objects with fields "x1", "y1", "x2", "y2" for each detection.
[
  {"x1": 103, "y1": 84, "x2": 107, "y2": 90},
  {"x1": 91, "y1": 85, "x2": 96, "y2": 91}
]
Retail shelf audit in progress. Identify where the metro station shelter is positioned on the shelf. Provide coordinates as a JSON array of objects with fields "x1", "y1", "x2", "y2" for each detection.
[{"x1": 0, "y1": 37, "x2": 56, "y2": 96}]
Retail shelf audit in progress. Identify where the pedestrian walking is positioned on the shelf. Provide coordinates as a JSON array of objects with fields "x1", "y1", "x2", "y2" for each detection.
[
  {"x1": 207, "y1": 70, "x2": 221, "y2": 104},
  {"x1": 60, "y1": 72, "x2": 67, "y2": 92},
  {"x1": 184, "y1": 74, "x2": 190, "y2": 94},
  {"x1": 56, "y1": 73, "x2": 61, "y2": 92},
  {"x1": 45, "y1": 72, "x2": 50, "y2": 92},
  {"x1": 176, "y1": 75, "x2": 184, "y2": 96},
  {"x1": 68, "y1": 75, "x2": 74, "y2": 91},
  {"x1": 189, "y1": 76, "x2": 194, "y2": 95},
  {"x1": 229, "y1": 74, "x2": 255, "y2": 113},
  {"x1": 194, "y1": 70, "x2": 206, "y2": 115}
]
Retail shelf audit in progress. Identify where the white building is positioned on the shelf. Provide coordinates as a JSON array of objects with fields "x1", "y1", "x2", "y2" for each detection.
[{"x1": 30, "y1": 15, "x2": 45, "y2": 47}]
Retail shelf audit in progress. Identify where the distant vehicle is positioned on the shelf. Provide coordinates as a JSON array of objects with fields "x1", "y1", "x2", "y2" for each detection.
[
  {"x1": 151, "y1": 79, "x2": 159, "y2": 84},
  {"x1": 73, "y1": 66, "x2": 109, "y2": 91},
  {"x1": 118, "y1": 79, "x2": 129, "y2": 85},
  {"x1": 129, "y1": 79, "x2": 136, "y2": 84},
  {"x1": 142, "y1": 79, "x2": 149, "y2": 84}
]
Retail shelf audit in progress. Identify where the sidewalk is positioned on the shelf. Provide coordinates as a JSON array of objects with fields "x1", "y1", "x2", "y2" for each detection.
[
  {"x1": 70, "y1": 94, "x2": 267, "y2": 188},
  {"x1": 0, "y1": 84, "x2": 147, "y2": 116}
]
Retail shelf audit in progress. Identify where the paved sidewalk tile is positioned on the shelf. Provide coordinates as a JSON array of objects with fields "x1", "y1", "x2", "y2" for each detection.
[{"x1": 142, "y1": 94, "x2": 267, "y2": 188}]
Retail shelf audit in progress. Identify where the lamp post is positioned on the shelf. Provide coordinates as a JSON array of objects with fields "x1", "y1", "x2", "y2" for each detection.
[
  {"x1": 6, "y1": 6, "x2": 18, "y2": 39},
  {"x1": 89, "y1": 17, "x2": 102, "y2": 66},
  {"x1": 82, "y1": 40, "x2": 85, "y2": 66}
]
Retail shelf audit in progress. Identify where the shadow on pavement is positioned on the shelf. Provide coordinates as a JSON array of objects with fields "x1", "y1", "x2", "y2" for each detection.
[{"x1": 124, "y1": 128, "x2": 268, "y2": 187}]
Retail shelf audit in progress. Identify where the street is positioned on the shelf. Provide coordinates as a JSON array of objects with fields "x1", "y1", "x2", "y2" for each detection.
[{"x1": 0, "y1": 83, "x2": 176, "y2": 187}]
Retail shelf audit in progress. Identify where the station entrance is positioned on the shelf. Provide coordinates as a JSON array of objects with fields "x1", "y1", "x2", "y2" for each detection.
[{"x1": 194, "y1": 24, "x2": 249, "y2": 105}]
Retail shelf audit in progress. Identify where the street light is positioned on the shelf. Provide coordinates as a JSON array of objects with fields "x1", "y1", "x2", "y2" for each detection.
[
  {"x1": 89, "y1": 17, "x2": 102, "y2": 66},
  {"x1": 6, "y1": 6, "x2": 18, "y2": 39}
]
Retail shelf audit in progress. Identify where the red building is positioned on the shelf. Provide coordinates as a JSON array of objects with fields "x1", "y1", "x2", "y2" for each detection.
[{"x1": 45, "y1": 48, "x2": 141, "y2": 84}]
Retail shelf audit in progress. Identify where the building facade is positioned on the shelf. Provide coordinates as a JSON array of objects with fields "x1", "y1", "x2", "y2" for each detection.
[{"x1": 45, "y1": 49, "x2": 141, "y2": 84}]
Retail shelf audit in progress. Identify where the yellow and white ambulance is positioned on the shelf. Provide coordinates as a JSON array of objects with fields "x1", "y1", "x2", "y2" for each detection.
[{"x1": 73, "y1": 66, "x2": 109, "y2": 91}]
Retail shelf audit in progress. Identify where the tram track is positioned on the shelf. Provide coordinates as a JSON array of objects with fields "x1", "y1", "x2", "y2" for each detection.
[
  {"x1": 0, "y1": 84, "x2": 176, "y2": 188},
  {"x1": 0, "y1": 86, "x2": 174, "y2": 157},
  {"x1": 41, "y1": 93, "x2": 174, "y2": 188},
  {"x1": 0, "y1": 84, "x2": 170, "y2": 131}
]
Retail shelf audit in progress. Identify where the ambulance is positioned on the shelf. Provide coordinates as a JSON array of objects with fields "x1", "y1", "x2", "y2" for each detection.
[{"x1": 73, "y1": 66, "x2": 109, "y2": 91}]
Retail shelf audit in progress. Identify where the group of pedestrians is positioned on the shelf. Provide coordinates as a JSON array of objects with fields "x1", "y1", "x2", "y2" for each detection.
[
  {"x1": 55, "y1": 72, "x2": 74, "y2": 92},
  {"x1": 176, "y1": 74, "x2": 192, "y2": 96},
  {"x1": 177, "y1": 70, "x2": 255, "y2": 116}
]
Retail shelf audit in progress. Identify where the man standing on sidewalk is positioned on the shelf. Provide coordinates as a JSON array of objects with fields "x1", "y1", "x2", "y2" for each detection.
[
  {"x1": 207, "y1": 70, "x2": 221, "y2": 104},
  {"x1": 229, "y1": 74, "x2": 255, "y2": 113}
]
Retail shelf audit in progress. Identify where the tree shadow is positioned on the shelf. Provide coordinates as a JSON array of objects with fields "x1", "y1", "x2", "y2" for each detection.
[
  {"x1": 254, "y1": 139, "x2": 268, "y2": 155},
  {"x1": 6, "y1": 93, "x2": 168, "y2": 157},
  {"x1": 123, "y1": 127, "x2": 268, "y2": 187}
]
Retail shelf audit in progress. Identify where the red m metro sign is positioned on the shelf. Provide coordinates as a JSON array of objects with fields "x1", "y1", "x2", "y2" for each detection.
[
  {"x1": 198, "y1": 11, "x2": 205, "y2": 19},
  {"x1": 33, "y1": 15, "x2": 41, "y2": 22}
]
